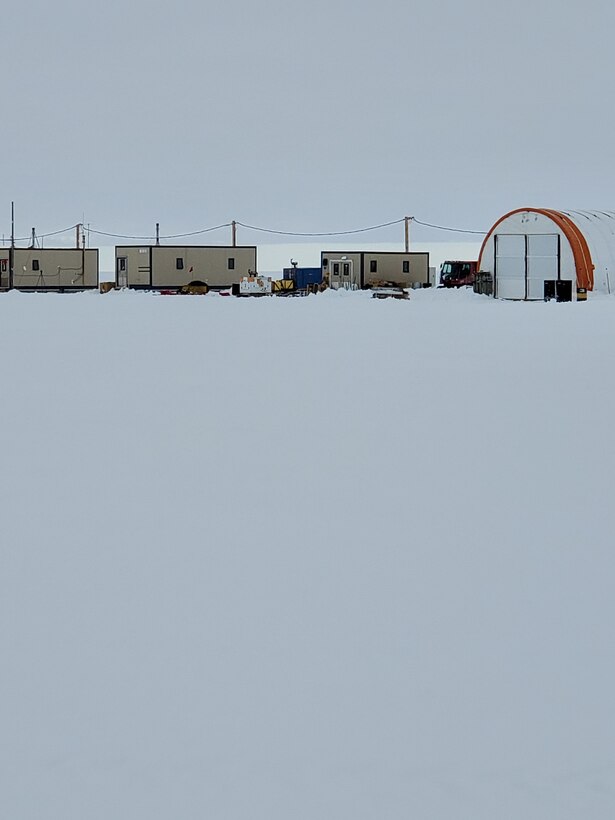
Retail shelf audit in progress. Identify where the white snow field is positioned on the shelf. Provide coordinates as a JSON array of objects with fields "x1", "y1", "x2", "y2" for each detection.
[{"x1": 1, "y1": 287, "x2": 614, "y2": 820}]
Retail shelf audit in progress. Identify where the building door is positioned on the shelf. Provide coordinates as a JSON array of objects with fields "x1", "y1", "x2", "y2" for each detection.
[
  {"x1": 495, "y1": 234, "x2": 526, "y2": 299},
  {"x1": 495, "y1": 234, "x2": 560, "y2": 300},
  {"x1": 329, "y1": 258, "x2": 354, "y2": 289},
  {"x1": 527, "y1": 234, "x2": 559, "y2": 300},
  {"x1": 116, "y1": 256, "x2": 128, "y2": 288},
  {"x1": 0, "y1": 256, "x2": 9, "y2": 289}
]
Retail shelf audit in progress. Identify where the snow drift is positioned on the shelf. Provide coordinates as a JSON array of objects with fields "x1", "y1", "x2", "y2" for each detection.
[{"x1": 0, "y1": 288, "x2": 613, "y2": 819}]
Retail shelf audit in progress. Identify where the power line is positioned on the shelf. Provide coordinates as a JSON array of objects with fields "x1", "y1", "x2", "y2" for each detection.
[
  {"x1": 1, "y1": 216, "x2": 487, "y2": 245},
  {"x1": 234, "y1": 218, "x2": 405, "y2": 237},
  {"x1": 37, "y1": 223, "x2": 80, "y2": 238},
  {"x1": 0, "y1": 223, "x2": 80, "y2": 243},
  {"x1": 412, "y1": 218, "x2": 486, "y2": 235},
  {"x1": 86, "y1": 223, "x2": 232, "y2": 241}
]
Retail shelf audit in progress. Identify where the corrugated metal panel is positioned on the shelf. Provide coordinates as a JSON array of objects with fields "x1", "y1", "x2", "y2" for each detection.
[
  {"x1": 527, "y1": 234, "x2": 559, "y2": 300},
  {"x1": 494, "y1": 234, "x2": 525, "y2": 299},
  {"x1": 560, "y1": 211, "x2": 615, "y2": 294}
]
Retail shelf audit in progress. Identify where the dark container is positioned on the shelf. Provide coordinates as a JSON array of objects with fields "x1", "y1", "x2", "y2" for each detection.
[
  {"x1": 556, "y1": 280, "x2": 573, "y2": 302},
  {"x1": 544, "y1": 280, "x2": 557, "y2": 301},
  {"x1": 474, "y1": 271, "x2": 493, "y2": 296},
  {"x1": 283, "y1": 267, "x2": 322, "y2": 290}
]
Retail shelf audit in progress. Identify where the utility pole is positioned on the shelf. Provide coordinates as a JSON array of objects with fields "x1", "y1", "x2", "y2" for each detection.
[
  {"x1": 11, "y1": 202, "x2": 15, "y2": 248},
  {"x1": 75, "y1": 224, "x2": 80, "y2": 249},
  {"x1": 155, "y1": 222, "x2": 160, "y2": 246},
  {"x1": 30, "y1": 228, "x2": 36, "y2": 249},
  {"x1": 231, "y1": 220, "x2": 237, "y2": 247},
  {"x1": 404, "y1": 216, "x2": 412, "y2": 253}
]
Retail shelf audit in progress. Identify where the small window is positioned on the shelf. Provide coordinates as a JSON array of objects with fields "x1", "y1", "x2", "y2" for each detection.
[
  {"x1": 402, "y1": 260, "x2": 410, "y2": 274},
  {"x1": 227, "y1": 257, "x2": 235, "y2": 270},
  {"x1": 176, "y1": 257, "x2": 184, "y2": 270},
  {"x1": 323, "y1": 257, "x2": 329, "y2": 268},
  {"x1": 343, "y1": 263, "x2": 350, "y2": 277},
  {"x1": 118, "y1": 257, "x2": 127, "y2": 272},
  {"x1": 370, "y1": 260, "x2": 377, "y2": 273},
  {"x1": 333, "y1": 262, "x2": 340, "y2": 275},
  {"x1": 32, "y1": 259, "x2": 40, "y2": 271}
]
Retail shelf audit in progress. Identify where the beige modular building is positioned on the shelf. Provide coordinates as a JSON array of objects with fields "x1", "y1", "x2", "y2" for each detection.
[
  {"x1": 0, "y1": 247, "x2": 98, "y2": 290},
  {"x1": 321, "y1": 251, "x2": 430, "y2": 289},
  {"x1": 115, "y1": 245, "x2": 258, "y2": 290}
]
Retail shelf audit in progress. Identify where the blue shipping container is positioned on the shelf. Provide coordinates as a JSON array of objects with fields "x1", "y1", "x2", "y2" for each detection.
[{"x1": 283, "y1": 267, "x2": 322, "y2": 290}]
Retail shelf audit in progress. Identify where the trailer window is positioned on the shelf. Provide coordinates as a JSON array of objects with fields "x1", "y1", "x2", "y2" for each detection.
[
  {"x1": 227, "y1": 257, "x2": 235, "y2": 270},
  {"x1": 176, "y1": 257, "x2": 184, "y2": 270},
  {"x1": 32, "y1": 259, "x2": 40, "y2": 271},
  {"x1": 402, "y1": 260, "x2": 409, "y2": 273},
  {"x1": 370, "y1": 260, "x2": 377, "y2": 273}
]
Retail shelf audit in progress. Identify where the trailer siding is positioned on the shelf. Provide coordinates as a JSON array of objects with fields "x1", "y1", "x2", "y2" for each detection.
[
  {"x1": 321, "y1": 251, "x2": 429, "y2": 289},
  {"x1": 116, "y1": 245, "x2": 257, "y2": 290},
  {"x1": 9, "y1": 248, "x2": 98, "y2": 290}
]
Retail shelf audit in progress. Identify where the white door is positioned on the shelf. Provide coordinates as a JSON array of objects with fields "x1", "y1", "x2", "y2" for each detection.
[
  {"x1": 495, "y1": 234, "x2": 526, "y2": 299},
  {"x1": 527, "y1": 234, "x2": 559, "y2": 300},
  {"x1": 116, "y1": 256, "x2": 128, "y2": 288},
  {"x1": 330, "y1": 258, "x2": 354, "y2": 289},
  {"x1": 0, "y1": 256, "x2": 9, "y2": 289}
]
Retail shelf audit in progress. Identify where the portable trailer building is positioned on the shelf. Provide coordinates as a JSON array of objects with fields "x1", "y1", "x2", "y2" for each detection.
[
  {"x1": 115, "y1": 245, "x2": 257, "y2": 290},
  {"x1": 0, "y1": 247, "x2": 98, "y2": 291},
  {"x1": 321, "y1": 251, "x2": 430, "y2": 290},
  {"x1": 478, "y1": 208, "x2": 615, "y2": 300}
]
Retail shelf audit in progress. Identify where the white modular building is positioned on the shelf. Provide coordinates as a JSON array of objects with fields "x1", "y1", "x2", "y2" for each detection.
[{"x1": 478, "y1": 208, "x2": 615, "y2": 300}]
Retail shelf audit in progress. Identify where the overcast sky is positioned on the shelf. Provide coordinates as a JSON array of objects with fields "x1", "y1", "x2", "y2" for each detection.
[{"x1": 3, "y1": 0, "x2": 615, "y2": 247}]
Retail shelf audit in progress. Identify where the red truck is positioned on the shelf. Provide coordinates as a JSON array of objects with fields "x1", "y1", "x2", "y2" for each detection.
[{"x1": 439, "y1": 260, "x2": 477, "y2": 287}]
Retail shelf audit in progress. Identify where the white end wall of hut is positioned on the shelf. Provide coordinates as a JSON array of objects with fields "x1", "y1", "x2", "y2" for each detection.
[{"x1": 479, "y1": 211, "x2": 576, "y2": 300}]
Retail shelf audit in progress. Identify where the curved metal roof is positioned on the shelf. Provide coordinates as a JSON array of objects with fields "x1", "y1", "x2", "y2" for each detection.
[
  {"x1": 560, "y1": 211, "x2": 615, "y2": 292},
  {"x1": 479, "y1": 207, "x2": 615, "y2": 292}
]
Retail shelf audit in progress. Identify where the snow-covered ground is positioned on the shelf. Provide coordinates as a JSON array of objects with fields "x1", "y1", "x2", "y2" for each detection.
[{"x1": 1, "y1": 287, "x2": 613, "y2": 819}]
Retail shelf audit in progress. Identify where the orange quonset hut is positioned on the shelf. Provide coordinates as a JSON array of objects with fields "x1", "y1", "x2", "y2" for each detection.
[{"x1": 478, "y1": 208, "x2": 615, "y2": 300}]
